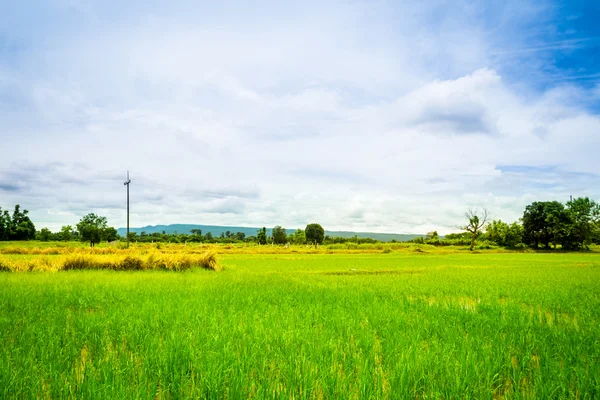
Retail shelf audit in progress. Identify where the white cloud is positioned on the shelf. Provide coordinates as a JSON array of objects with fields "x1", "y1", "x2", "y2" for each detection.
[{"x1": 1, "y1": 0, "x2": 599, "y2": 234}]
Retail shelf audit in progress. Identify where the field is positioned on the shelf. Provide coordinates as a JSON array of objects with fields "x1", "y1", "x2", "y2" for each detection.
[{"x1": 1, "y1": 243, "x2": 599, "y2": 398}]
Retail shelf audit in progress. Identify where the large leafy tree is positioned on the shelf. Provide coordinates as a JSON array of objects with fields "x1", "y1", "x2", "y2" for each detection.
[
  {"x1": 522, "y1": 202, "x2": 553, "y2": 248},
  {"x1": 272, "y1": 226, "x2": 287, "y2": 245},
  {"x1": 305, "y1": 223, "x2": 325, "y2": 246},
  {"x1": 10, "y1": 205, "x2": 36, "y2": 240},
  {"x1": 564, "y1": 197, "x2": 600, "y2": 250},
  {"x1": 76, "y1": 213, "x2": 109, "y2": 247}
]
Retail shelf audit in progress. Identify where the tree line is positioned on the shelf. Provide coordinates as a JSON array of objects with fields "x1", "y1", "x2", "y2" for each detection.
[
  {"x1": 412, "y1": 197, "x2": 600, "y2": 250},
  {"x1": 2, "y1": 197, "x2": 599, "y2": 250},
  {"x1": 128, "y1": 223, "x2": 326, "y2": 246},
  {"x1": 0, "y1": 207, "x2": 119, "y2": 247}
]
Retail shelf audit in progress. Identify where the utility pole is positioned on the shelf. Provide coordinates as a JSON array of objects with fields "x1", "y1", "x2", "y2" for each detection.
[{"x1": 124, "y1": 171, "x2": 131, "y2": 248}]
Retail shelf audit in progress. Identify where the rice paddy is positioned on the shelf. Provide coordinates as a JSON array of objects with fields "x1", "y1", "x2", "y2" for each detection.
[{"x1": 0, "y1": 244, "x2": 599, "y2": 398}]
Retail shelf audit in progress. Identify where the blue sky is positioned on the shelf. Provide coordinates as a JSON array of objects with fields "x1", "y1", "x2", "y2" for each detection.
[{"x1": 1, "y1": 0, "x2": 599, "y2": 233}]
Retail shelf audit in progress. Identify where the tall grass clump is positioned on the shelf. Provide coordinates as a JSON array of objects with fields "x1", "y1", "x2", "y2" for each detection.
[
  {"x1": 199, "y1": 251, "x2": 220, "y2": 271},
  {"x1": 2, "y1": 251, "x2": 220, "y2": 272},
  {"x1": 0, "y1": 260, "x2": 12, "y2": 272}
]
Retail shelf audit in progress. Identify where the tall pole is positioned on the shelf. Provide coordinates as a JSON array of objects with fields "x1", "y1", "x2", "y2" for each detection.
[{"x1": 124, "y1": 171, "x2": 131, "y2": 248}]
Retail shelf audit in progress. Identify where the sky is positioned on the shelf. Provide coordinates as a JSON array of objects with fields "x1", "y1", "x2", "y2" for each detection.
[{"x1": 1, "y1": 0, "x2": 599, "y2": 234}]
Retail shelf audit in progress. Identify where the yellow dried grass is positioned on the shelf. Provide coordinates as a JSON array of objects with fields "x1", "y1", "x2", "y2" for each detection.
[{"x1": 0, "y1": 251, "x2": 220, "y2": 272}]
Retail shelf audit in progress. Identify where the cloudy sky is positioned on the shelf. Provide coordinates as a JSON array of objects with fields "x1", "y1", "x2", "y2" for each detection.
[{"x1": 1, "y1": 0, "x2": 599, "y2": 234}]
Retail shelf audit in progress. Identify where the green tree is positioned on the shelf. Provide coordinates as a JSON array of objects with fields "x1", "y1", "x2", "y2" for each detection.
[
  {"x1": 189, "y1": 229, "x2": 203, "y2": 242},
  {"x1": 0, "y1": 207, "x2": 9, "y2": 240},
  {"x1": 76, "y1": 213, "x2": 109, "y2": 247},
  {"x1": 38, "y1": 227, "x2": 53, "y2": 241},
  {"x1": 485, "y1": 220, "x2": 509, "y2": 245},
  {"x1": 522, "y1": 202, "x2": 552, "y2": 248},
  {"x1": 292, "y1": 229, "x2": 306, "y2": 244},
  {"x1": 504, "y1": 222, "x2": 524, "y2": 247},
  {"x1": 59, "y1": 225, "x2": 74, "y2": 241},
  {"x1": 485, "y1": 220, "x2": 524, "y2": 247},
  {"x1": 564, "y1": 197, "x2": 600, "y2": 249},
  {"x1": 272, "y1": 226, "x2": 287, "y2": 244},
  {"x1": 425, "y1": 231, "x2": 439, "y2": 244},
  {"x1": 544, "y1": 202, "x2": 570, "y2": 249},
  {"x1": 104, "y1": 227, "x2": 119, "y2": 242},
  {"x1": 460, "y1": 208, "x2": 489, "y2": 251},
  {"x1": 257, "y1": 227, "x2": 267, "y2": 245},
  {"x1": 10, "y1": 205, "x2": 36, "y2": 240},
  {"x1": 305, "y1": 223, "x2": 325, "y2": 246}
]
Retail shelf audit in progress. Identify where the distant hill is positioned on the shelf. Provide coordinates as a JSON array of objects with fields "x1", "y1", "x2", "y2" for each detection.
[{"x1": 117, "y1": 224, "x2": 423, "y2": 242}]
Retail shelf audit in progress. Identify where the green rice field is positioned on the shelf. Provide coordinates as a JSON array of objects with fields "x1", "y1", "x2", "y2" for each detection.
[{"x1": 1, "y1": 251, "x2": 599, "y2": 398}]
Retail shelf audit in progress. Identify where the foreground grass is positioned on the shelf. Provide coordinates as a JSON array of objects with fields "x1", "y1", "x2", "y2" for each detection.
[{"x1": 1, "y1": 252, "x2": 599, "y2": 398}]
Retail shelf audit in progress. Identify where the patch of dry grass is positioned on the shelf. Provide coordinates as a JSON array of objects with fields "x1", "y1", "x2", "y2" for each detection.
[{"x1": 0, "y1": 251, "x2": 221, "y2": 272}]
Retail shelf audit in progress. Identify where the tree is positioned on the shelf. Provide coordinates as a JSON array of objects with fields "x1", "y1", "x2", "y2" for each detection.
[
  {"x1": 460, "y1": 207, "x2": 489, "y2": 251},
  {"x1": 0, "y1": 207, "x2": 9, "y2": 240},
  {"x1": 10, "y1": 205, "x2": 36, "y2": 240},
  {"x1": 291, "y1": 228, "x2": 306, "y2": 244},
  {"x1": 485, "y1": 220, "x2": 508, "y2": 246},
  {"x1": 564, "y1": 197, "x2": 600, "y2": 249},
  {"x1": 521, "y1": 199, "x2": 599, "y2": 250},
  {"x1": 257, "y1": 227, "x2": 267, "y2": 245},
  {"x1": 522, "y1": 202, "x2": 552, "y2": 248},
  {"x1": 59, "y1": 225, "x2": 74, "y2": 241},
  {"x1": 305, "y1": 223, "x2": 325, "y2": 246},
  {"x1": 104, "y1": 227, "x2": 119, "y2": 242},
  {"x1": 190, "y1": 229, "x2": 203, "y2": 242},
  {"x1": 426, "y1": 231, "x2": 439, "y2": 240},
  {"x1": 425, "y1": 231, "x2": 439, "y2": 244},
  {"x1": 272, "y1": 226, "x2": 287, "y2": 245},
  {"x1": 38, "y1": 227, "x2": 53, "y2": 241},
  {"x1": 485, "y1": 220, "x2": 524, "y2": 247},
  {"x1": 504, "y1": 222, "x2": 524, "y2": 247},
  {"x1": 76, "y1": 213, "x2": 109, "y2": 248},
  {"x1": 544, "y1": 202, "x2": 570, "y2": 249}
]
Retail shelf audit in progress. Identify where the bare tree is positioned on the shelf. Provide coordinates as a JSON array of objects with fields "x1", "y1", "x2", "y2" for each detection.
[{"x1": 460, "y1": 207, "x2": 490, "y2": 251}]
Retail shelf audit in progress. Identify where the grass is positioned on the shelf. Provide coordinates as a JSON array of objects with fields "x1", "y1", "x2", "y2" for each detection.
[
  {"x1": 0, "y1": 251, "x2": 220, "y2": 272},
  {"x1": 0, "y1": 246, "x2": 599, "y2": 398}
]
